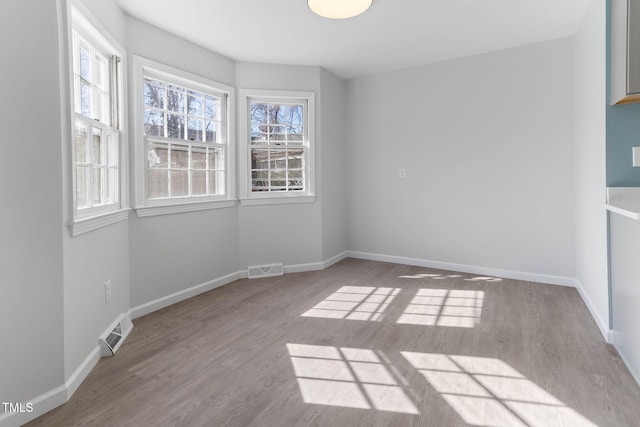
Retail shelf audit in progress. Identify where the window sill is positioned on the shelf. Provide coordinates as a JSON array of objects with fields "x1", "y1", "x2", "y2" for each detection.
[
  {"x1": 134, "y1": 199, "x2": 236, "y2": 218},
  {"x1": 240, "y1": 195, "x2": 316, "y2": 206},
  {"x1": 69, "y1": 208, "x2": 130, "y2": 237}
]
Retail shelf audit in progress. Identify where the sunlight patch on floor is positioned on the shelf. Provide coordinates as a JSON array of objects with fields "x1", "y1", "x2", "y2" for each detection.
[
  {"x1": 287, "y1": 344, "x2": 419, "y2": 414},
  {"x1": 301, "y1": 286, "x2": 401, "y2": 321},
  {"x1": 401, "y1": 352, "x2": 597, "y2": 427},
  {"x1": 397, "y1": 289, "x2": 484, "y2": 328}
]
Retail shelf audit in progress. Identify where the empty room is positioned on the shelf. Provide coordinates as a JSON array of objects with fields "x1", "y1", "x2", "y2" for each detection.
[{"x1": 3, "y1": 0, "x2": 640, "y2": 425}]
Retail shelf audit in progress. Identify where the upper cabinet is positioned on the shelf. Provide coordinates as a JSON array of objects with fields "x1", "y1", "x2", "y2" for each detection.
[{"x1": 612, "y1": 0, "x2": 640, "y2": 105}]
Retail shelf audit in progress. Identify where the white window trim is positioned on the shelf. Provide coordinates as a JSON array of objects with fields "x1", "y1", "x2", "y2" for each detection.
[
  {"x1": 63, "y1": 1, "x2": 130, "y2": 237},
  {"x1": 132, "y1": 56, "x2": 236, "y2": 217},
  {"x1": 238, "y1": 89, "x2": 316, "y2": 205}
]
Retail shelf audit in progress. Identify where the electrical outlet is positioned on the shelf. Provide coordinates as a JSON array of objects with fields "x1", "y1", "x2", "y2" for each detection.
[
  {"x1": 399, "y1": 168, "x2": 407, "y2": 179},
  {"x1": 633, "y1": 147, "x2": 640, "y2": 167},
  {"x1": 105, "y1": 280, "x2": 112, "y2": 303}
]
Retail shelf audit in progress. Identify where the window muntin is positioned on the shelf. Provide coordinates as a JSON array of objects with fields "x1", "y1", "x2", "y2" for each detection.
[
  {"x1": 143, "y1": 76, "x2": 227, "y2": 200},
  {"x1": 71, "y1": 17, "x2": 121, "y2": 215},
  {"x1": 248, "y1": 99, "x2": 308, "y2": 193}
]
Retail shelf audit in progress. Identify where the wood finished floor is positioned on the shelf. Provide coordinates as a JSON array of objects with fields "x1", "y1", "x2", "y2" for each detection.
[{"x1": 26, "y1": 259, "x2": 640, "y2": 427}]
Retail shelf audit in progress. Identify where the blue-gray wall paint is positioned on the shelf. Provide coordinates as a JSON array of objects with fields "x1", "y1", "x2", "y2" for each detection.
[{"x1": 607, "y1": 0, "x2": 640, "y2": 186}]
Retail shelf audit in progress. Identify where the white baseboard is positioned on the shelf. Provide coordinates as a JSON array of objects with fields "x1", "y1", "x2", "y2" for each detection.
[
  {"x1": 284, "y1": 262, "x2": 324, "y2": 274},
  {"x1": 347, "y1": 251, "x2": 577, "y2": 287},
  {"x1": 322, "y1": 251, "x2": 349, "y2": 269},
  {"x1": 0, "y1": 346, "x2": 101, "y2": 427},
  {"x1": 65, "y1": 346, "x2": 101, "y2": 399},
  {"x1": 129, "y1": 271, "x2": 246, "y2": 320},
  {"x1": 284, "y1": 251, "x2": 349, "y2": 274},
  {"x1": 615, "y1": 343, "x2": 640, "y2": 390},
  {"x1": 573, "y1": 279, "x2": 612, "y2": 343}
]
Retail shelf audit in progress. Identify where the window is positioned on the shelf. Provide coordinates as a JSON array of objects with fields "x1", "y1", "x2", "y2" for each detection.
[
  {"x1": 133, "y1": 57, "x2": 234, "y2": 216},
  {"x1": 68, "y1": 7, "x2": 127, "y2": 235},
  {"x1": 240, "y1": 90, "x2": 315, "y2": 204}
]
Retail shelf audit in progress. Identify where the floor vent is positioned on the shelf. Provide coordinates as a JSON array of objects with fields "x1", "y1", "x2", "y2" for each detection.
[
  {"x1": 99, "y1": 314, "x2": 133, "y2": 357},
  {"x1": 248, "y1": 263, "x2": 284, "y2": 279}
]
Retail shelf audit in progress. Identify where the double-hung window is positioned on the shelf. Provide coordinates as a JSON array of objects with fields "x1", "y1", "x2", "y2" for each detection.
[
  {"x1": 239, "y1": 90, "x2": 315, "y2": 204},
  {"x1": 134, "y1": 57, "x2": 234, "y2": 216},
  {"x1": 69, "y1": 8, "x2": 126, "y2": 235}
]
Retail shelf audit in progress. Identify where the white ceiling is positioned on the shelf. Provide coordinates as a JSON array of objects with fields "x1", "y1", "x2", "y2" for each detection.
[{"x1": 113, "y1": 0, "x2": 592, "y2": 79}]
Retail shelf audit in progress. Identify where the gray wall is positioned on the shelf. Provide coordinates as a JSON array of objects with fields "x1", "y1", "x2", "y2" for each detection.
[
  {"x1": 126, "y1": 16, "x2": 240, "y2": 306},
  {"x1": 236, "y1": 62, "x2": 324, "y2": 268},
  {"x1": 345, "y1": 39, "x2": 576, "y2": 279},
  {"x1": 0, "y1": 0, "x2": 65, "y2": 412},
  {"x1": 320, "y1": 69, "x2": 348, "y2": 260},
  {"x1": 573, "y1": 0, "x2": 609, "y2": 335},
  {"x1": 61, "y1": 0, "x2": 132, "y2": 380}
]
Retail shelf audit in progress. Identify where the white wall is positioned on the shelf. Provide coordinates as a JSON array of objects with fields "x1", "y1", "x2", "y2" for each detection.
[
  {"x1": 236, "y1": 62, "x2": 324, "y2": 268},
  {"x1": 126, "y1": 15, "x2": 239, "y2": 307},
  {"x1": 320, "y1": 69, "x2": 348, "y2": 260},
  {"x1": 0, "y1": 0, "x2": 65, "y2": 415},
  {"x1": 346, "y1": 38, "x2": 576, "y2": 281},
  {"x1": 573, "y1": 0, "x2": 609, "y2": 336}
]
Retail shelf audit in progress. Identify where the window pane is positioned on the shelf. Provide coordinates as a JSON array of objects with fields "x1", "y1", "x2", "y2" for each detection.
[
  {"x1": 209, "y1": 170, "x2": 224, "y2": 195},
  {"x1": 205, "y1": 95, "x2": 218, "y2": 120},
  {"x1": 288, "y1": 149, "x2": 303, "y2": 169},
  {"x1": 93, "y1": 167, "x2": 102, "y2": 204},
  {"x1": 251, "y1": 122, "x2": 267, "y2": 143},
  {"x1": 94, "y1": 89, "x2": 109, "y2": 125},
  {"x1": 269, "y1": 104, "x2": 284, "y2": 124},
  {"x1": 79, "y1": 45, "x2": 90, "y2": 80},
  {"x1": 76, "y1": 166, "x2": 89, "y2": 208},
  {"x1": 205, "y1": 121, "x2": 217, "y2": 143},
  {"x1": 148, "y1": 169, "x2": 168, "y2": 199},
  {"x1": 187, "y1": 118, "x2": 203, "y2": 141},
  {"x1": 192, "y1": 171, "x2": 206, "y2": 196},
  {"x1": 170, "y1": 170, "x2": 188, "y2": 197},
  {"x1": 188, "y1": 91, "x2": 204, "y2": 116},
  {"x1": 209, "y1": 147, "x2": 224, "y2": 170},
  {"x1": 149, "y1": 142, "x2": 168, "y2": 169},
  {"x1": 287, "y1": 126, "x2": 304, "y2": 142},
  {"x1": 192, "y1": 147, "x2": 206, "y2": 169},
  {"x1": 106, "y1": 133, "x2": 118, "y2": 167},
  {"x1": 270, "y1": 126, "x2": 287, "y2": 143},
  {"x1": 288, "y1": 170, "x2": 304, "y2": 190},
  {"x1": 80, "y1": 82, "x2": 91, "y2": 116},
  {"x1": 171, "y1": 144, "x2": 188, "y2": 169},
  {"x1": 144, "y1": 110, "x2": 164, "y2": 137},
  {"x1": 251, "y1": 149, "x2": 269, "y2": 170},
  {"x1": 167, "y1": 113, "x2": 184, "y2": 139},
  {"x1": 250, "y1": 102, "x2": 268, "y2": 125},
  {"x1": 92, "y1": 127, "x2": 102, "y2": 164},
  {"x1": 167, "y1": 84, "x2": 185, "y2": 112},
  {"x1": 107, "y1": 167, "x2": 117, "y2": 204},
  {"x1": 271, "y1": 170, "x2": 286, "y2": 180},
  {"x1": 144, "y1": 79, "x2": 165, "y2": 109},
  {"x1": 75, "y1": 121, "x2": 88, "y2": 164},
  {"x1": 270, "y1": 150, "x2": 286, "y2": 169},
  {"x1": 94, "y1": 52, "x2": 108, "y2": 90}
]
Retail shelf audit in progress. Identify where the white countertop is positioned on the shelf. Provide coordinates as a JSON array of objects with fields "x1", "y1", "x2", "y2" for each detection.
[{"x1": 606, "y1": 187, "x2": 640, "y2": 220}]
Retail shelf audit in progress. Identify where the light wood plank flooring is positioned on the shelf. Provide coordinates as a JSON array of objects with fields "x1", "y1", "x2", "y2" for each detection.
[{"x1": 26, "y1": 259, "x2": 640, "y2": 426}]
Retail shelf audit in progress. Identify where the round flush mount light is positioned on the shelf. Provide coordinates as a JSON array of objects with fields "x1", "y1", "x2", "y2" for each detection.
[{"x1": 308, "y1": 0, "x2": 373, "y2": 19}]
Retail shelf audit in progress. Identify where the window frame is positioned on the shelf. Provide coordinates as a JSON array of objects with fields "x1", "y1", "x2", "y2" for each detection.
[
  {"x1": 132, "y1": 56, "x2": 236, "y2": 217},
  {"x1": 239, "y1": 89, "x2": 316, "y2": 205},
  {"x1": 66, "y1": 4, "x2": 129, "y2": 236}
]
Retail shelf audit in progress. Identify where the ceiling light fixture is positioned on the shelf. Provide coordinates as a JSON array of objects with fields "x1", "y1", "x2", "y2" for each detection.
[{"x1": 308, "y1": 0, "x2": 373, "y2": 19}]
